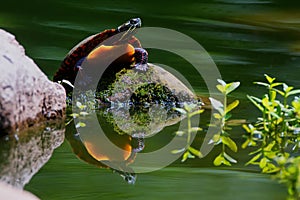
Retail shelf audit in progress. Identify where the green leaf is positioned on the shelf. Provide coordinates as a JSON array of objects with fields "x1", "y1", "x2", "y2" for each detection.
[
  {"x1": 188, "y1": 146, "x2": 203, "y2": 158},
  {"x1": 264, "y1": 141, "x2": 276, "y2": 151},
  {"x1": 209, "y1": 97, "x2": 224, "y2": 114},
  {"x1": 254, "y1": 82, "x2": 269, "y2": 87},
  {"x1": 270, "y1": 90, "x2": 276, "y2": 101},
  {"x1": 269, "y1": 111, "x2": 281, "y2": 119},
  {"x1": 76, "y1": 101, "x2": 86, "y2": 110},
  {"x1": 80, "y1": 111, "x2": 89, "y2": 116},
  {"x1": 225, "y1": 100, "x2": 239, "y2": 114},
  {"x1": 174, "y1": 108, "x2": 187, "y2": 115},
  {"x1": 270, "y1": 82, "x2": 283, "y2": 88},
  {"x1": 216, "y1": 85, "x2": 225, "y2": 93},
  {"x1": 242, "y1": 139, "x2": 250, "y2": 149},
  {"x1": 175, "y1": 131, "x2": 185, "y2": 136},
  {"x1": 183, "y1": 103, "x2": 197, "y2": 112},
  {"x1": 264, "y1": 166, "x2": 280, "y2": 174},
  {"x1": 75, "y1": 122, "x2": 86, "y2": 128},
  {"x1": 265, "y1": 74, "x2": 275, "y2": 84},
  {"x1": 288, "y1": 89, "x2": 300, "y2": 96},
  {"x1": 217, "y1": 79, "x2": 226, "y2": 86},
  {"x1": 223, "y1": 159, "x2": 232, "y2": 166},
  {"x1": 273, "y1": 88, "x2": 284, "y2": 96},
  {"x1": 211, "y1": 134, "x2": 221, "y2": 144},
  {"x1": 190, "y1": 127, "x2": 203, "y2": 133},
  {"x1": 262, "y1": 96, "x2": 270, "y2": 109},
  {"x1": 283, "y1": 83, "x2": 292, "y2": 93},
  {"x1": 213, "y1": 154, "x2": 225, "y2": 166},
  {"x1": 221, "y1": 136, "x2": 238, "y2": 152},
  {"x1": 224, "y1": 113, "x2": 232, "y2": 121},
  {"x1": 225, "y1": 82, "x2": 240, "y2": 95},
  {"x1": 249, "y1": 148, "x2": 262, "y2": 155},
  {"x1": 181, "y1": 151, "x2": 189, "y2": 162},
  {"x1": 190, "y1": 109, "x2": 204, "y2": 117},
  {"x1": 187, "y1": 152, "x2": 195, "y2": 159},
  {"x1": 292, "y1": 99, "x2": 300, "y2": 112},
  {"x1": 242, "y1": 124, "x2": 251, "y2": 133},
  {"x1": 213, "y1": 113, "x2": 222, "y2": 119},
  {"x1": 246, "y1": 153, "x2": 262, "y2": 166},
  {"x1": 259, "y1": 157, "x2": 268, "y2": 169},
  {"x1": 171, "y1": 148, "x2": 186, "y2": 154},
  {"x1": 262, "y1": 163, "x2": 279, "y2": 173},
  {"x1": 264, "y1": 151, "x2": 277, "y2": 159},
  {"x1": 76, "y1": 101, "x2": 82, "y2": 108},
  {"x1": 70, "y1": 113, "x2": 79, "y2": 118},
  {"x1": 224, "y1": 152, "x2": 237, "y2": 163},
  {"x1": 226, "y1": 119, "x2": 247, "y2": 126},
  {"x1": 247, "y1": 95, "x2": 264, "y2": 111}
]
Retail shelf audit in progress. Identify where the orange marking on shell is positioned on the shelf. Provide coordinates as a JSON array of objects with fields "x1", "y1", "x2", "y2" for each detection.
[
  {"x1": 86, "y1": 44, "x2": 135, "y2": 64},
  {"x1": 83, "y1": 140, "x2": 132, "y2": 162}
]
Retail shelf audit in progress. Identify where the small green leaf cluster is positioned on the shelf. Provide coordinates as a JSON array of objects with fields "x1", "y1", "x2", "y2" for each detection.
[
  {"x1": 66, "y1": 90, "x2": 97, "y2": 128},
  {"x1": 172, "y1": 103, "x2": 204, "y2": 162},
  {"x1": 242, "y1": 74, "x2": 300, "y2": 198},
  {"x1": 210, "y1": 80, "x2": 240, "y2": 166}
]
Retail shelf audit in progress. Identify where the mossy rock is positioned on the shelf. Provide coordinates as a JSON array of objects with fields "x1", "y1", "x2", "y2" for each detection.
[{"x1": 97, "y1": 63, "x2": 198, "y2": 105}]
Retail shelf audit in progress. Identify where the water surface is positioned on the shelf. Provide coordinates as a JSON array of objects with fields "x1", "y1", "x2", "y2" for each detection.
[{"x1": 1, "y1": 0, "x2": 300, "y2": 199}]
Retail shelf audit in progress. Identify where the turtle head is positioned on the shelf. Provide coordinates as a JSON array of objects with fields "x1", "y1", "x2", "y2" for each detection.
[
  {"x1": 117, "y1": 18, "x2": 141, "y2": 33},
  {"x1": 113, "y1": 169, "x2": 137, "y2": 184}
]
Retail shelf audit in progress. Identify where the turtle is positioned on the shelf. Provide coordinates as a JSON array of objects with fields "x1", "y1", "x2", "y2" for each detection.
[{"x1": 53, "y1": 18, "x2": 148, "y2": 89}]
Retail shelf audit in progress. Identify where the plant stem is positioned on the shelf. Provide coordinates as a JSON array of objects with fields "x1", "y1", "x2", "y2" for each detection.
[{"x1": 187, "y1": 112, "x2": 191, "y2": 147}]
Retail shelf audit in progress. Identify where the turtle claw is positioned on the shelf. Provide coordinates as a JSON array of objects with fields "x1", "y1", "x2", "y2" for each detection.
[
  {"x1": 134, "y1": 63, "x2": 149, "y2": 72},
  {"x1": 131, "y1": 132, "x2": 145, "y2": 152}
]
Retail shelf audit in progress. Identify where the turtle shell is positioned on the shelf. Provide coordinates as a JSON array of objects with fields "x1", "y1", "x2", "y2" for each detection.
[{"x1": 53, "y1": 29, "x2": 142, "y2": 84}]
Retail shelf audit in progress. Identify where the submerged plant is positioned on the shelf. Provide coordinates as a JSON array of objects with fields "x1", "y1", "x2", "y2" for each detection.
[
  {"x1": 66, "y1": 89, "x2": 97, "y2": 128},
  {"x1": 242, "y1": 74, "x2": 300, "y2": 199},
  {"x1": 172, "y1": 103, "x2": 204, "y2": 162}
]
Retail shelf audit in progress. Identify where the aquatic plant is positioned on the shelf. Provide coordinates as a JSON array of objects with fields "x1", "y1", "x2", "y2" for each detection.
[
  {"x1": 242, "y1": 74, "x2": 300, "y2": 199},
  {"x1": 209, "y1": 80, "x2": 240, "y2": 166},
  {"x1": 172, "y1": 103, "x2": 204, "y2": 162},
  {"x1": 172, "y1": 80, "x2": 240, "y2": 164}
]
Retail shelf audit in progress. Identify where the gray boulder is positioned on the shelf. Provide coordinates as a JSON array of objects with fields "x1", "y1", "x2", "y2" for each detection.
[
  {"x1": 0, "y1": 181, "x2": 39, "y2": 200},
  {"x1": 0, "y1": 29, "x2": 66, "y2": 133}
]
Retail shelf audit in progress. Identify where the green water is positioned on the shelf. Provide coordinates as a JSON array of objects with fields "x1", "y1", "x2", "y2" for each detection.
[{"x1": 1, "y1": 0, "x2": 300, "y2": 199}]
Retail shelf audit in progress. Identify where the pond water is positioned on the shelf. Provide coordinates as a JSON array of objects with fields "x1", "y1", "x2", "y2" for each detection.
[{"x1": 1, "y1": 0, "x2": 300, "y2": 199}]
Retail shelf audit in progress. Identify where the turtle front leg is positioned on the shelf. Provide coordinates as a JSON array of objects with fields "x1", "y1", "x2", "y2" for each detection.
[
  {"x1": 73, "y1": 57, "x2": 93, "y2": 86},
  {"x1": 133, "y1": 48, "x2": 148, "y2": 71}
]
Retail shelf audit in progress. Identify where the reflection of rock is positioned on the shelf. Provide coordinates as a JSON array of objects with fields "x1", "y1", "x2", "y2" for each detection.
[
  {"x1": 0, "y1": 29, "x2": 66, "y2": 133},
  {"x1": 108, "y1": 105, "x2": 184, "y2": 138},
  {"x1": 0, "y1": 181, "x2": 39, "y2": 200},
  {"x1": 0, "y1": 122, "x2": 65, "y2": 189}
]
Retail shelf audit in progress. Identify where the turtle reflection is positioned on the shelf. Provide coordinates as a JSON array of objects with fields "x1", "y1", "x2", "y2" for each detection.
[
  {"x1": 65, "y1": 119, "x2": 142, "y2": 184},
  {"x1": 65, "y1": 104, "x2": 184, "y2": 184}
]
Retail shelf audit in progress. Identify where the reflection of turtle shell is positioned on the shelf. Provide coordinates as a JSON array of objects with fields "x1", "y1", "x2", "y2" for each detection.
[
  {"x1": 53, "y1": 29, "x2": 141, "y2": 85},
  {"x1": 64, "y1": 120, "x2": 136, "y2": 174}
]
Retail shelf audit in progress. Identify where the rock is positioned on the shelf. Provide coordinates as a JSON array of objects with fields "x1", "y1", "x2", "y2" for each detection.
[
  {"x1": 0, "y1": 181, "x2": 39, "y2": 200},
  {"x1": 0, "y1": 29, "x2": 66, "y2": 133},
  {"x1": 98, "y1": 63, "x2": 198, "y2": 104}
]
